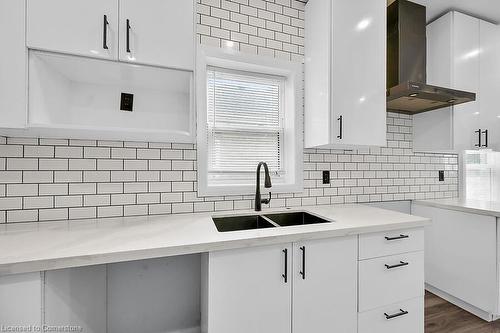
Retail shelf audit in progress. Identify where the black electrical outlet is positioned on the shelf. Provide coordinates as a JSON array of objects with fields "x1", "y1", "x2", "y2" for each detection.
[
  {"x1": 322, "y1": 171, "x2": 330, "y2": 184},
  {"x1": 120, "y1": 93, "x2": 134, "y2": 111},
  {"x1": 438, "y1": 170, "x2": 445, "y2": 182}
]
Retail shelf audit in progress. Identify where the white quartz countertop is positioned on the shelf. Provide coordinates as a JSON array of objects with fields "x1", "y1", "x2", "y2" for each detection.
[
  {"x1": 0, "y1": 204, "x2": 429, "y2": 275},
  {"x1": 414, "y1": 198, "x2": 500, "y2": 217}
]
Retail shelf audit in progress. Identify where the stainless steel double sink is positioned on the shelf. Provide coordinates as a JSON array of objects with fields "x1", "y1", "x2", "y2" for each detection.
[{"x1": 212, "y1": 211, "x2": 332, "y2": 232}]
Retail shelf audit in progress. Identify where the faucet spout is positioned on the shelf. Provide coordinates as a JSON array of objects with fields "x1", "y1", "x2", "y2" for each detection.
[{"x1": 255, "y1": 162, "x2": 272, "y2": 211}]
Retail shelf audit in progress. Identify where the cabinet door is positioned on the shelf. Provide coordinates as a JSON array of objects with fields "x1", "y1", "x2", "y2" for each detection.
[
  {"x1": 206, "y1": 243, "x2": 292, "y2": 333},
  {"x1": 27, "y1": 0, "x2": 118, "y2": 59},
  {"x1": 452, "y1": 12, "x2": 481, "y2": 150},
  {"x1": 119, "y1": 0, "x2": 194, "y2": 70},
  {"x1": 292, "y1": 236, "x2": 357, "y2": 333},
  {"x1": 0, "y1": 0, "x2": 27, "y2": 128},
  {"x1": 479, "y1": 21, "x2": 500, "y2": 151},
  {"x1": 331, "y1": 0, "x2": 386, "y2": 147}
]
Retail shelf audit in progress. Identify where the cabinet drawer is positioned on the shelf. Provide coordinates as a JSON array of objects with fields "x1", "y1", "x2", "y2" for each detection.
[
  {"x1": 359, "y1": 251, "x2": 424, "y2": 312},
  {"x1": 359, "y1": 228, "x2": 424, "y2": 260},
  {"x1": 358, "y1": 297, "x2": 424, "y2": 333}
]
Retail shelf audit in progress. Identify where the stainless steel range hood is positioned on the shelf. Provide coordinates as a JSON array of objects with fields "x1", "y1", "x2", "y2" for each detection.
[{"x1": 386, "y1": 0, "x2": 476, "y2": 114}]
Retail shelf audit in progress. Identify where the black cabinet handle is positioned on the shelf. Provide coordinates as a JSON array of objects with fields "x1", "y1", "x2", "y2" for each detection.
[
  {"x1": 385, "y1": 234, "x2": 409, "y2": 241},
  {"x1": 282, "y1": 249, "x2": 288, "y2": 283},
  {"x1": 475, "y1": 129, "x2": 482, "y2": 147},
  {"x1": 482, "y1": 129, "x2": 488, "y2": 148},
  {"x1": 337, "y1": 115, "x2": 343, "y2": 139},
  {"x1": 126, "y1": 19, "x2": 131, "y2": 53},
  {"x1": 385, "y1": 261, "x2": 409, "y2": 269},
  {"x1": 103, "y1": 15, "x2": 109, "y2": 50},
  {"x1": 299, "y1": 246, "x2": 306, "y2": 280},
  {"x1": 384, "y1": 309, "x2": 409, "y2": 320}
]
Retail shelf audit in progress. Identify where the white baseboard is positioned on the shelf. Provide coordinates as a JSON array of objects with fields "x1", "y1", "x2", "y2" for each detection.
[
  {"x1": 426, "y1": 284, "x2": 496, "y2": 322},
  {"x1": 169, "y1": 326, "x2": 201, "y2": 333}
]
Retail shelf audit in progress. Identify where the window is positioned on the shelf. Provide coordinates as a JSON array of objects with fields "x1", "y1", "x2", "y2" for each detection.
[
  {"x1": 197, "y1": 47, "x2": 302, "y2": 196},
  {"x1": 207, "y1": 67, "x2": 284, "y2": 184}
]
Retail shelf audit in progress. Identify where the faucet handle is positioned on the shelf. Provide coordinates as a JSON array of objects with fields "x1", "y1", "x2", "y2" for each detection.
[{"x1": 261, "y1": 192, "x2": 272, "y2": 205}]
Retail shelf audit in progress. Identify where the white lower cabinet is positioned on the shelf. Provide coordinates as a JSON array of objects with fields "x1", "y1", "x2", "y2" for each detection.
[
  {"x1": 358, "y1": 297, "x2": 424, "y2": 333},
  {"x1": 292, "y1": 237, "x2": 358, "y2": 333},
  {"x1": 359, "y1": 251, "x2": 424, "y2": 312},
  {"x1": 358, "y1": 227, "x2": 425, "y2": 333},
  {"x1": 202, "y1": 236, "x2": 358, "y2": 333},
  {"x1": 412, "y1": 203, "x2": 499, "y2": 320}
]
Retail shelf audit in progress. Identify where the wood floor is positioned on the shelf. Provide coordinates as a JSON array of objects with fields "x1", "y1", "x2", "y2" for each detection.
[{"x1": 425, "y1": 291, "x2": 500, "y2": 332}]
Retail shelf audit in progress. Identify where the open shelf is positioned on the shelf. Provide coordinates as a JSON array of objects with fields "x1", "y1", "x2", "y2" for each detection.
[{"x1": 28, "y1": 51, "x2": 194, "y2": 142}]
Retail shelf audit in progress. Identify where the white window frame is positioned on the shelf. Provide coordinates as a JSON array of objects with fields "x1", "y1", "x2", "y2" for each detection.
[{"x1": 197, "y1": 46, "x2": 303, "y2": 196}]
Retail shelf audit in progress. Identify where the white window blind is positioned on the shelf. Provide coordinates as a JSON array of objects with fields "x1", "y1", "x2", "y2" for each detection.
[{"x1": 206, "y1": 66, "x2": 285, "y2": 182}]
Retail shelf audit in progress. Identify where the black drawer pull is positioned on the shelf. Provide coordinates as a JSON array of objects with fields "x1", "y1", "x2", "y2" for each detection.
[
  {"x1": 126, "y1": 19, "x2": 131, "y2": 53},
  {"x1": 103, "y1": 15, "x2": 109, "y2": 50},
  {"x1": 299, "y1": 246, "x2": 306, "y2": 280},
  {"x1": 385, "y1": 261, "x2": 409, "y2": 269},
  {"x1": 282, "y1": 248, "x2": 288, "y2": 283},
  {"x1": 384, "y1": 309, "x2": 409, "y2": 320},
  {"x1": 385, "y1": 234, "x2": 409, "y2": 241}
]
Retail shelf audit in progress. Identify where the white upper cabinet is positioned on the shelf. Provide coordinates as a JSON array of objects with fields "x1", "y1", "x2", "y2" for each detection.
[
  {"x1": 0, "y1": 0, "x2": 27, "y2": 129},
  {"x1": 26, "y1": 0, "x2": 194, "y2": 70},
  {"x1": 415, "y1": 12, "x2": 500, "y2": 152},
  {"x1": 119, "y1": 0, "x2": 195, "y2": 70},
  {"x1": 478, "y1": 20, "x2": 500, "y2": 151},
  {"x1": 27, "y1": 0, "x2": 119, "y2": 60},
  {"x1": 451, "y1": 12, "x2": 481, "y2": 151},
  {"x1": 305, "y1": 0, "x2": 386, "y2": 149}
]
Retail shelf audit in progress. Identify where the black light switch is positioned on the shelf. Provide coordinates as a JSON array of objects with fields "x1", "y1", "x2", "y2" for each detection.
[
  {"x1": 322, "y1": 171, "x2": 330, "y2": 184},
  {"x1": 120, "y1": 93, "x2": 134, "y2": 111},
  {"x1": 438, "y1": 170, "x2": 445, "y2": 182}
]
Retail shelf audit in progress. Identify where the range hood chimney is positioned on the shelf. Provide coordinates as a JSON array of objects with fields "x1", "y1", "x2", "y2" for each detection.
[{"x1": 386, "y1": 0, "x2": 476, "y2": 114}]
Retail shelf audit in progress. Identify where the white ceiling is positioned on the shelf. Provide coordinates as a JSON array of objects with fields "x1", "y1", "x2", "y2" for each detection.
[{"x1": 387, "y1": 0, "x2": 500, "y2": 24}]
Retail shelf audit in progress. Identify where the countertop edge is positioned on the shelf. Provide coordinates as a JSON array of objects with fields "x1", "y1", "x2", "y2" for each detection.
[
  {"x1": 0, "y1": 217, "x2": 430, "y2": 276},
  {"x1": 413, "y1": 200, "x2": 500, "y2": 218}
]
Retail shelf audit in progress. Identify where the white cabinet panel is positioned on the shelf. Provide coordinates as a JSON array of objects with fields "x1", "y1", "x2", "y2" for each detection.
[
  {"x1": 359, "y1": 228, "x2": 424, "y2": 260},
  {"x1": 0, "y1": 272, "x2": 42, "y2": 326},
  {"x1": 305, "y1": 0, "x2": 386, "y2": 148},
  {"x1": 27, "y1": 0, "x2": 118, "y2": 60},
  {"x1": 119, "y1": 0, "x2": 195, "y2": 70},
  {"x1": 452, "y1": 12, "x2": 481, "y2": 151},
  {"x1": 44, "y1": 266, "x2": 107, "y2": 333},
  {"x1": 358, "y1": 297, "x2": 424, "y2": 333},
  {"x1": 479, "y1": 21, "x2": 500, "y2": 151},
  {"x1": 359, "y1": 251, "x2": 424, "y2": 312},
  {"x1": 0, "y1": 0, "x2": 27, "y2": 129},
  {"x1": 412, "y1": 204, "x2": 498, "y2": 313},
  {"x1": 331, "y1": 0, "x2": 386, "y2": 147},
  {"x1": 292, "y1": 236, "x2": 357, "y2": 333},
  {"x1": 203, "y1": 243, "x2": 292, "y2": 333}
]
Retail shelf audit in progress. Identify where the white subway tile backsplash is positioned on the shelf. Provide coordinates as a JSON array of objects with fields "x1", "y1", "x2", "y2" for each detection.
[
  {"x1": 23, "y1": 171, "x2": 53, "y2": 183},
  {"x1": 23, "y1": 196, "x2": 53, "y2": 209},
  {"x1": 7, "y1": 210, "x2": 38, "y2": 223},
  {"x1": 69, "y1": 207, "x2": 96, "y2": 220},
  {"x1": 55, "y1": 195, "x2": 83, "y2": 208},
  {"x1": 55, "y1": 146, "x2": 83, "y2": 158},
  {"x1": 0, "y1": 1, "x2": 458, "y2": 222},
  {"x1": 39, "y1": 208, "x2": 68, "y2": 221},
  {"x1": 7, "y1": 184, "x2": 38, "y2": 197},
  {"x1": 24, "y1": 145, "x2": 54, "y2": 158}
]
